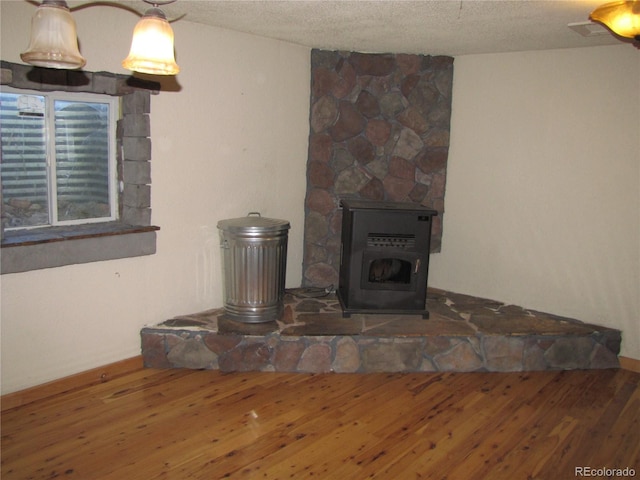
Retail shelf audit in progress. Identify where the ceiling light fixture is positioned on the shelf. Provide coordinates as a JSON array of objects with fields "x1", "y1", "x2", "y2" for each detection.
[
  {"x1": 20, "y1": 0, "x2": 180, "y2": 75},
  {"x1": 20, "y1": 0, "x2": 86, "y2": 69},
  {"x1": 122, "y1": 1, "x2": 180, "y2": 75},
  {"x1": 589, "y1": 0, "x2": 640, "y2": 41}
]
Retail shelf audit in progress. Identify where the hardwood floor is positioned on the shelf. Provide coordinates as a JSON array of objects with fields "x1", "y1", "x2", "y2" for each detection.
[{"x1": 2, "y1": 367, "x2": 639, "y2": 479}]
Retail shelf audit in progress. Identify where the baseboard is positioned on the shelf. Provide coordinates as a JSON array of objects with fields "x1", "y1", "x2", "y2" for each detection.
[
  {"x1": 1, "y1": 356, "x2": 143, "y2": 412},
  {"x1": 619, "y1": 356, "x2": 640, "y2": 373}
]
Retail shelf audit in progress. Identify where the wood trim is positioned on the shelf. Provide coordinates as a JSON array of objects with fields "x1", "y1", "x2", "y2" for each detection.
[
  {"x1": 0, "y1": 356, "x2": 144, "y2": 412},
  {"x1": 619, "y1": 356, "x2": 640, "y2": 373}
]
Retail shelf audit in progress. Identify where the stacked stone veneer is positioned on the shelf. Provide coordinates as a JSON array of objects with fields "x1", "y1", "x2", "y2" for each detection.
[
  {"x1": 303, "y1": 50, "x2": 453, "y2": 287},
  {"x1": 141, "y1": 289, "x2": 621, "y2": 373}
]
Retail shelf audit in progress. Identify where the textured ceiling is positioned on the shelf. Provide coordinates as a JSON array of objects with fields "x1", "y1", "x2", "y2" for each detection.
[{"x1": 107, "y1": 0, "x2": 630, "y2": 56}]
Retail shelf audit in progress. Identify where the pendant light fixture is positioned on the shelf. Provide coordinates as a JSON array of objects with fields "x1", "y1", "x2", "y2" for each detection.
[
  {"x1": 589, "y1": 0, "x2": 640, "y2": 41},
  {"x1": 20, "y1": 0, "x2": 86, "y2": 69},
  {"x1": 122, "y1": 2, "x2": 180, "y2": 75},
  {"x1": 20, "y1": 0, "x2": 180, "y2": 76}
]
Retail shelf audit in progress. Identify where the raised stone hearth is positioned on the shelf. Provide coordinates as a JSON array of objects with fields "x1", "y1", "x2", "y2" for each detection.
[{"x1": 141, "y1": 289, "x2": 621, "y2": 373}]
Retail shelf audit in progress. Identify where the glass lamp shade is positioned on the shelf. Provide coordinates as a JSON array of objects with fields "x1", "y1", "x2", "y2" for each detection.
[
  {"x1": 122, "y1": 7, "x2": 180, "y2": 75},
  {"x1": 590, "y1": 1, "x2": 640, "y2": 39},
  {"x1": 20, "y1": 1, "x2": 86, "y2": 69}
]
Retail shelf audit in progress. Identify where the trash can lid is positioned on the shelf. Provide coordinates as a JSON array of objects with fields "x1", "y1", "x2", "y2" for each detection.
[{"x1": 217, "y1": 212, "x2": 290, "y2": 234}]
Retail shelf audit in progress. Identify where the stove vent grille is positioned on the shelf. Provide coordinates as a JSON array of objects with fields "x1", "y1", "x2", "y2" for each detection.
[{"x1": 367, "y1": 233, "x2": 415, "y2": 249}]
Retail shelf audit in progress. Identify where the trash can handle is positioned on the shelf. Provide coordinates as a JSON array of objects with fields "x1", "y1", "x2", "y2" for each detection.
[{"x1": 247, "y1": 212, "x2": 261, "y2": 217}]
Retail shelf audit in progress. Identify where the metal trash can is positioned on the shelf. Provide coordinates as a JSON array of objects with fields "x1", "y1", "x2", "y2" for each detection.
[{"x1": 217, "y1": 212, "x2": 290, "y2": 323}]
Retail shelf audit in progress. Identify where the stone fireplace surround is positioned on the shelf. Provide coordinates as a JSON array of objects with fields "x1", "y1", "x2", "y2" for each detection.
[
  {"x1": 140, "y1": 50, "x2": 620, "y2": 373},
  {"x1": 302, "y1": 50, "x2": 452, "y2": 288}
]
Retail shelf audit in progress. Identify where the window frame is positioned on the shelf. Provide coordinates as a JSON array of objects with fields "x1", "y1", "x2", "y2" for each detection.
[
  {"x1": 2, "y1": 87, "x2": 120, "y2": 229},
  {"x1": 1, "y1": 61, "x2": 160, "y2": 274}
]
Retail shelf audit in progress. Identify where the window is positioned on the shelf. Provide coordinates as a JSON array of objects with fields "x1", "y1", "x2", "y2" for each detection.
[
  {"x1": 1, "y1": 89, "x2": 118, "y2": 229},
  {"x1": 0, "y1": 61, "x2": 159, "y2": 274}
]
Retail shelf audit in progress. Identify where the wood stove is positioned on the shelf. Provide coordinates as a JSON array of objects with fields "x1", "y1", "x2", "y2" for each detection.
[{"x1": 337, "y1": 199, "x2": 437, "y2": 318}]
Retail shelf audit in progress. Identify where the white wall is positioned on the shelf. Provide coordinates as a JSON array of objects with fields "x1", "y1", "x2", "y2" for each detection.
[
  {"x1": 0, "y1": 2, "x2": 310, "y2": 394},
  {"x1": 429, "y1": 46, "x2": 640, "y2": 360}
]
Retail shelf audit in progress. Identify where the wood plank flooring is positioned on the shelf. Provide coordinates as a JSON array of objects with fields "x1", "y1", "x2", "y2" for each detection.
[{"x1": 2, "y1": 368, "x2": 639, "y2": 479}]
